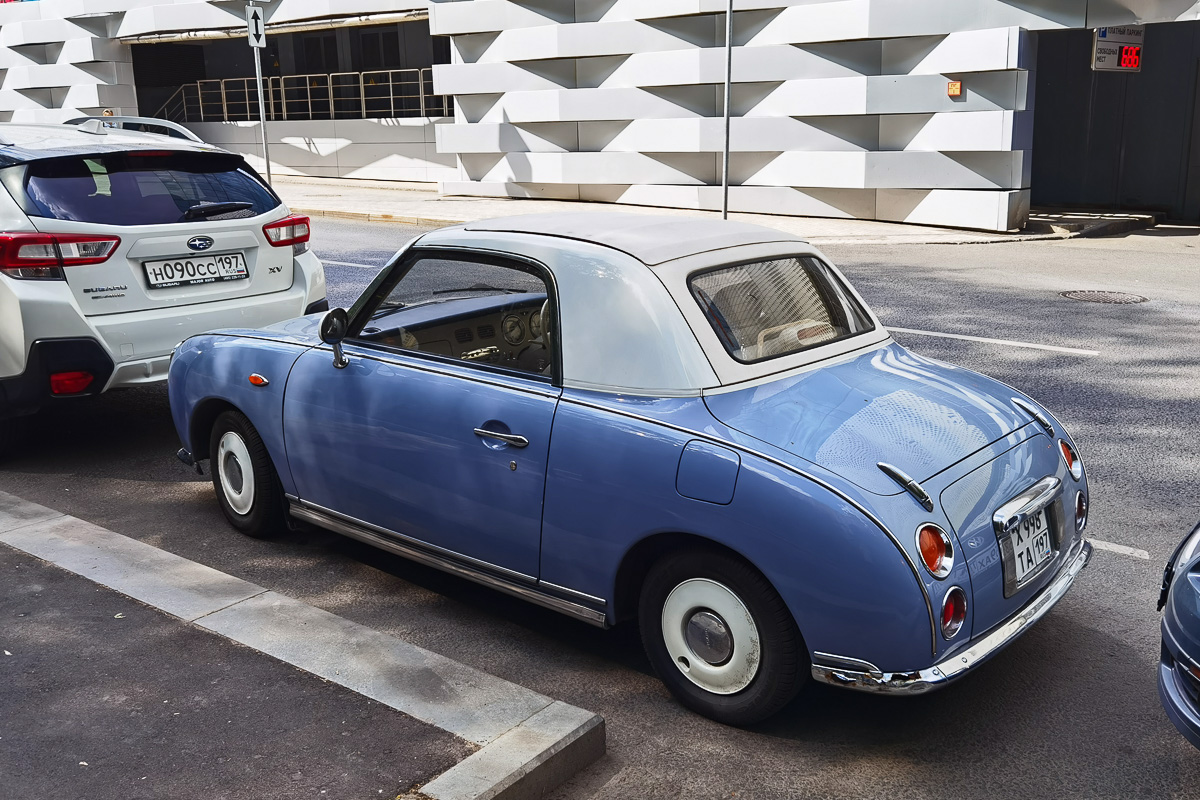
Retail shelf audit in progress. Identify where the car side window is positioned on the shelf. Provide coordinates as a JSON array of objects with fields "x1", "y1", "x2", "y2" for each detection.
[{"x1": 353, "y1": 253, "x2": 556, "y2": 380}]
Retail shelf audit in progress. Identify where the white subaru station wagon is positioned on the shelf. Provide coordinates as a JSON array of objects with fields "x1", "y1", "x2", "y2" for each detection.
[{"x1": 0, "y1": 120, "x2": 326, "y2": 446}]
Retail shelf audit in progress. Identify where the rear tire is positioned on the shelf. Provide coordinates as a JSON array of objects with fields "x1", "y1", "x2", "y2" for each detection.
[
  {"x1": 638, "y1": 549, "x2": 805, "y2": 726},
  {"x1": 209, "y1": 410, "x2": 285, "y2": 539}
]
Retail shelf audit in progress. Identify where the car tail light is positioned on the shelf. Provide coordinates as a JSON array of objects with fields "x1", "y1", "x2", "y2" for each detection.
[
  {"x1": 0, "y1": 233, "x2": 120, "y2": 280},
  {"x1": 1075, "y1": 491, "x2": 1088, "y2": 532},
  {"x1": 1059, "y1": 439, "x2": 1082, "y2": 481},
  {"x1": 941, "y1": 587, "x2": 967, "y2": 640},
  {"x1": 263, "y1": 214, "x2": 311, "y2": 253},
  {"x1": 50, "y1": 371, "x2": 94, "y2": 395},
  {"x1": 917, "y1": 524, "x2": 954, "y2": 578}
]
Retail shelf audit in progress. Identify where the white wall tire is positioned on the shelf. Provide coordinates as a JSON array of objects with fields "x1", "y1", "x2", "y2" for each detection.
[
  {"x1": 208, "y1": 410, "x2": 284, "y2": 539},
  {"x1": 639, "y1": 549, "x2": 805, "y2": 726}
]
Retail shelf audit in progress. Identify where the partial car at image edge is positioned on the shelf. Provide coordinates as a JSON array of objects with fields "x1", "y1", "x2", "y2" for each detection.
[
  {"x1": 0, "y1": 117, "x2": 326, "y2": 447},
  {"x1": 1159, "y1": 520, "x2": 1200, "y2": 749},
  {"x1": 167, "y1": 212, "x2": 1093, "y2": 725}
]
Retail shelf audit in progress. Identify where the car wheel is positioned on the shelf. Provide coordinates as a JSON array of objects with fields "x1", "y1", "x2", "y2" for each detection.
[
  {"x1": 209, "y1": 410, "x2": 285, "y2": 539},
  {"x1": 639, "y1": 549, "x2": 805, "y2": 725}
]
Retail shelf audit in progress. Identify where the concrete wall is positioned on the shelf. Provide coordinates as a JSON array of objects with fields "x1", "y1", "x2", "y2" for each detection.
[
  {"x1": 428, "y1": 0, "x2": 1200, "y2": 231},
  {"x1": 186, "y1": 117, "x2": 458, "y2": 182}
]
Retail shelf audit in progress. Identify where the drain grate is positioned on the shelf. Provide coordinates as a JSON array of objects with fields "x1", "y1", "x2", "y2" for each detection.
[{"x1": 1059, "y1": 290, "x2": 1149, "y2": 305}]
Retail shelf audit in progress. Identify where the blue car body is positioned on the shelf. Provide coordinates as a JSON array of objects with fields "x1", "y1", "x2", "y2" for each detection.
[
  {"x1": 168, "y1": 213, "x2": 1092, "y2": 702},
  {"x1": 1159, "y1": 522, "x2": 1200, "y2": 748}
]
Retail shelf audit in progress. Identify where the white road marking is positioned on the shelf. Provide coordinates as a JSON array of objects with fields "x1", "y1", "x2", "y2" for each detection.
[
  {"x1": 1089, "y1": 539, "x2": 1151, "y2": 560},
  {"x1": 318, "y1": 258, "x2": 381, "y2": 269},
  {"x1": 888, "y1": 327, "x2": 1100, "y2": 356}
]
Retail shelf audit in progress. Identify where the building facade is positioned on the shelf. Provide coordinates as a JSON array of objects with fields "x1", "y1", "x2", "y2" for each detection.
[{"x1": 3, "y1": 1, "x2": 1200, "y2": 230}]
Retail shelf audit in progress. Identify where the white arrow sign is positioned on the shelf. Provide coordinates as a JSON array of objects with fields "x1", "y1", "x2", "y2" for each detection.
[{"x1": 247, "y1": 5, "x2": 266, "y2": 49}]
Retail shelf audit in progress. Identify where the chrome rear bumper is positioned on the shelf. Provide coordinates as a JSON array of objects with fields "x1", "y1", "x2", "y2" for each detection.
[{"x1": 812, "y1": 538, "x2": 1093, "y2": 695}]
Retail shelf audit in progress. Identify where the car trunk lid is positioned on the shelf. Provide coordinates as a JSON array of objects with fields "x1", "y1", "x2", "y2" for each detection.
[{"x1": 703, "y1": 343, "x2": 1032, "y2": 496}]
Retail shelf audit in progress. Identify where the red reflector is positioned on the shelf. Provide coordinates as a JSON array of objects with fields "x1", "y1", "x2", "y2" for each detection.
[
  {"x1": 941, "y1": 587, "x2": 967, "y2": 640},
  {"x1": 50, "y1": 371, "x2": 94, "y2": 395}
]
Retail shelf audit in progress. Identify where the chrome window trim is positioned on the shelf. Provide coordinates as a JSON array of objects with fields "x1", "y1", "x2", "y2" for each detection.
[
  {"x1": 287, "y1": 497, "x2": 608, "y2": 628},
  {"x1": 812, "y1": 539, "x2": 1092, "y2": 695},
  {"x1": 560, "y1": 395, "x2": 939, "y2": 656}
]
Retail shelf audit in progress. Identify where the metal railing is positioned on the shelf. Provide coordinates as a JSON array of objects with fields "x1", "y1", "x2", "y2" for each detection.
[{"x1": 154, "y1": 67, "x2": 452, "y2": 123}]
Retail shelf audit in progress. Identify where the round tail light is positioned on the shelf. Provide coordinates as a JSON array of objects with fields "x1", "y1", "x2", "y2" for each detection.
[
  {"x1": 1075, "y1": 491, "x2": 1088, "y2": 532},
  {"x1": 1059, "y1": 439, "x2": 1083, "y2": 481},
  {"x1": 941, "y1": 587, "x2": 967, "y2": 640},
  {"x1": 917, "y1": 525, "x2": 954, "y2": 578}
]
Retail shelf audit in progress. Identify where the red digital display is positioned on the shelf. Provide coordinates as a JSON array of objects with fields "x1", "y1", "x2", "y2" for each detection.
[{"x1": 1120, "y1": 45, "x2": 1142, "y2": 69}]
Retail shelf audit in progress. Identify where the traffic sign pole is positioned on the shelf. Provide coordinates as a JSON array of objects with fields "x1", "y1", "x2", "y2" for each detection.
[{"x1": 246, "y1": 2, "x2": 272, "y2": 183}]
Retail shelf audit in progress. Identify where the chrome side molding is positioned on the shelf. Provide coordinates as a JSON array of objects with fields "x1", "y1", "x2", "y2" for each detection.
[
  {"x1": 878, "y1": 462, "x2": 935, "y2": 511},
  {"x1": 287, "y1": 498, "x2": 608, "y2": 628}
]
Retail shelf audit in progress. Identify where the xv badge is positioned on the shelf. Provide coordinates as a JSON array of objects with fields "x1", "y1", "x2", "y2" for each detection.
[{"x1": 269, "y1": 266, "x2": 283, "y2": 274}]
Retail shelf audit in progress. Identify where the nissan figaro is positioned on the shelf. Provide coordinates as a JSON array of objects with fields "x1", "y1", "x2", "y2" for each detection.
[{"x1": 168, "y1": 213, "x2": 1092, "y2": 724}]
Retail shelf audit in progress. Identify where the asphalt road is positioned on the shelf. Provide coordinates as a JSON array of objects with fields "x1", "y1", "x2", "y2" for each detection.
[{"x1": 2, "y1": 217, "x2": 1199, "y2": 799}]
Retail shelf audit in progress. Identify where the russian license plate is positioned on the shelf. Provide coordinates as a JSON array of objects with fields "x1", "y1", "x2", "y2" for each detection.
[
  {"x1": 144, "y1": 253, "x2": 248, "y2": 288},
  {"x1": 1009, "y1": 508, "x2": 1053, "y2": 585}
]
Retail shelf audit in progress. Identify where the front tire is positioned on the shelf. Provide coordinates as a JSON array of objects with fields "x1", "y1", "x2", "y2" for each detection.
[
  {"x1": 209, "y1": 410, "x2": 285, "y2": 539},
  {"x1": 639, "y1": 549, "x2": 805, "y2": 725}
]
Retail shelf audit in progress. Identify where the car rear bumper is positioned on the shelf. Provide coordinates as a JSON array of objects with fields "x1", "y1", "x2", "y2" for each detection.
[
  {"x1": 0, "y1": 338, "x2": 115, "y2": 419},
  {"x1": 812, "y1": 538, "x2": 1092, "y2": 694},
  {"x1": 1160, "y1": 608, "x2": 1200, "y2": 748}
]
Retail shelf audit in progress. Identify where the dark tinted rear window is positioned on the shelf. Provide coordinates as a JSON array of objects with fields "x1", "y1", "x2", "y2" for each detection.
[{"x1": 8, "y1": 152, "x2": 280, "y2": 226}]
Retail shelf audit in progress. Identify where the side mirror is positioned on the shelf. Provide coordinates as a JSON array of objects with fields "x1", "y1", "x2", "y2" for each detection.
[{"x1": 319, "y1": 308, "x2": 350, "y2": 369}]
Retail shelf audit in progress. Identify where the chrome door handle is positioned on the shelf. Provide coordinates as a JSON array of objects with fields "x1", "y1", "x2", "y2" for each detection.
[{"x1": 473, "y1": 428, "x2": 529, "y2": 448}]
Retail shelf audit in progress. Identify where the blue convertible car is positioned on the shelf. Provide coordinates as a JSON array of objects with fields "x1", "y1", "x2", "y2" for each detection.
[{"x1": 169, "y1": 213, "x2": 1092, "y2": 724}]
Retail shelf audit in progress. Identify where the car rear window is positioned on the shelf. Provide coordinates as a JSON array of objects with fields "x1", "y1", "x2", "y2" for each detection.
[
  {"x1": 7, "y1": 151, "x2": 281, "y2": 226},
  {"x1": 690, "y1": 256, "x2": 875, "y2": 363}
]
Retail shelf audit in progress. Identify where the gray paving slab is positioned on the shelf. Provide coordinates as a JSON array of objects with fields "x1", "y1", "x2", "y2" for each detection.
[
  {"x1": 196, "y1": 590, "x2": 556, "y2": 747},
  {"x1": 0, "y1": 514, "x2": 266, "y2": 622},
  {"x1": 0, "y1": 489, "x2": 64, "y2": 532}
]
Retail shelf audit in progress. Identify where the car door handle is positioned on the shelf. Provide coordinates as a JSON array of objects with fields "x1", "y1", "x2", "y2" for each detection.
[{"x1": 473, "y1": 428, "x2": 529, "y2": 448}]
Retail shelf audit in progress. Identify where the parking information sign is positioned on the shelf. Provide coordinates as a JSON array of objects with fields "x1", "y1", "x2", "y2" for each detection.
[
  {"x1": 1093, "y1": 25, "x2": 1144, "y2": 72},
  {"x1": 246, "y1": 4, "x2": 266, "y2": 49}
]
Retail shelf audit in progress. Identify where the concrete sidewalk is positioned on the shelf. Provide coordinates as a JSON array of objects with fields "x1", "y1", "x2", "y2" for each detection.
[
  {"x1": 272, "y1": 175, "x2": 1154, "y2": 246},
  {"x1": 0, "y1": 492, "x2": 604, "y2": 800}
]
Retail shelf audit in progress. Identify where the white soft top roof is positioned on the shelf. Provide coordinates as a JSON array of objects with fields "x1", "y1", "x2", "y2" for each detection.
[{"x1": 463, "y1": 212, "x2": 803, "y2": 266}]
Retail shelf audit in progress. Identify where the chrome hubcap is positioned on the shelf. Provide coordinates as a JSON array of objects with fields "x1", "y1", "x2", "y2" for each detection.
[
  {"x1": 685, "y1": 610, "x2": 733, "y2": 666},
  {"x1": 217, "y1": 431, "x2": 255, "y2": 517},
  {"x1": 661, "y1": 578, "x2": 761, "y2": 695}
]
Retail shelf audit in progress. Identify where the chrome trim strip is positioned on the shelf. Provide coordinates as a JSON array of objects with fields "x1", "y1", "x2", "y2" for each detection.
[
  {"x1": 812, "y1": 652, "x2": 883, "y2": 675},
  {"x1": 1012, "y1": 397, "x2": 1054, "y2": 438},
  {"x1": 993, "y1": 476, "x2": 1062, "y2": 537},
  {"x1": 539, "y1": 580, "x2": 606, "y2": 608},
  {"x1": 560, "y1": 396, "x2": 939, "y2": 656},
  {"x1": 811, "y1": 539, "x2": 1092, "y2": 695},
  {"x1": 473, "y1": 428, "x2": 530, "y2": 448},
  {"x1": 878, "y1": 462, "x2": 935, "y2": 512},
  {"x1": 288, "y1": 500, "x2": 609, "y2": 628}
]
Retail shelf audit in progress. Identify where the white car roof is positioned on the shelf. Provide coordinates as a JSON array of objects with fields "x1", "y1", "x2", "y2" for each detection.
[
  {"x1": 0, "y1": 123, "x2": 220, "y2": 164},
  {"x1": 418, "y1": 214, "x2": 892, "y2": 396},
  {"x1": 463, "y1": 212, "x2": 803, "y2": 266}
]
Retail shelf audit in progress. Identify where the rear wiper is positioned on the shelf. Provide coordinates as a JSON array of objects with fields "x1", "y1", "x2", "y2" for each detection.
[{"x1": 183, "y1": 201, "x2": 253, "y2": 221}]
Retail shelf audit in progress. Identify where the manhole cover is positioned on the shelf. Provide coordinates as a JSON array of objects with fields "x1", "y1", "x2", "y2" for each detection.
[{"x1": 1059, "y1": 290, "x2": 1149, "y2": 304}]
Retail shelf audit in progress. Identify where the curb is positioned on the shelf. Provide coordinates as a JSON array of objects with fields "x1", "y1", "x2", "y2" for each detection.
[
  {"x1": 0, "y1": 491, "x2": 605, "y2": 800},
  {"x1": 292, "y1": 204, "x2": 1146, "y2": 246}
]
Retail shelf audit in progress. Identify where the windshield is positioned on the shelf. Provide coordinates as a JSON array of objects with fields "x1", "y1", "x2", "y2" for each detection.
[
  {"x1": 6, "y1": 151, "x2": 281, "y2": 226},
  {"x1": 690, "y1": 255, "x2": 875, "y2": 363}
]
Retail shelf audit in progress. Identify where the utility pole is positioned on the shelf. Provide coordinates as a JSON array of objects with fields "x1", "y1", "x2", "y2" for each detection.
[
  {"x1": 721, "y1": 0, "x2": 733, "y2": 220},
  {"x1": 246, "y1": 1, "x2": 272, "y2": 183}
]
